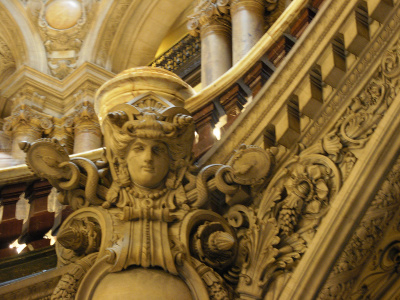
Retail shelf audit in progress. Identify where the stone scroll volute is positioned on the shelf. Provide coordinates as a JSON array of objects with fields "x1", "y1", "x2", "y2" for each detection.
[{"x1": 21, "y1": 67, "x2": 281, "y2": 300}]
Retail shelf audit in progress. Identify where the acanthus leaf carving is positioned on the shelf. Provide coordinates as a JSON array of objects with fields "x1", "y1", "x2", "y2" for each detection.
[{"x1": 3, "y1": 103, "x2": 53, "y2": 137}]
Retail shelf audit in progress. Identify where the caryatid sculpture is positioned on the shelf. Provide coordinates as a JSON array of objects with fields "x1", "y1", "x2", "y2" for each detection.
[{"x1": 21, "y1": 67, "x2": 306, "y2": 300}]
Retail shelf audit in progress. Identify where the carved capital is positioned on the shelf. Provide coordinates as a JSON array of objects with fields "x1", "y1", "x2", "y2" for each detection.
[
  {"x1": 188, "y1": 0, "x2": 231, "y2": 35},
  {"x1": 51, "y1": 117, "x2": 74, "y2": 153},
  {"x1": 3, "y1": 104, "x2": 53, "y2": 138},
  {"x1": 71, "y1": 100, "x2": 101, "y2": 134},
  {"x1": 231, "y1": 0, "x2": 266, "y2": 15}
]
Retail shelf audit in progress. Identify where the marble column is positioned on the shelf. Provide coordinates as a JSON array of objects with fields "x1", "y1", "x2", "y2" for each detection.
[
  {"x1": 3, "y1": 104, "x2": 53, "y2": 163},
  {"x1": 231, "y1": 0, "x2": 265, "y2": 64},
  {"x1": 72, "y1": 100, "x2": 102, "y2": 153},
  {"x1": 188, "y1": 0, "x2": 232, "y2": 87}
]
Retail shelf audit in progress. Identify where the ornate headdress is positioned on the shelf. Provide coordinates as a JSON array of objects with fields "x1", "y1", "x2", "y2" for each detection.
[{"x1": 95, "y1": 67, "x2": 196, "y2": 191}]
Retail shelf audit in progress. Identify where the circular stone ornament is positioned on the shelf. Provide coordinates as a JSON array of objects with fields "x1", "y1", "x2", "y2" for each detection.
[
  {"x1": 26, "y1": 139, "x2": 71, "y2": 179},
  {"x1": 228, "y1": 145, "x2": 271, "y2": 185},
  {"x1": 45, "y1": 0, "x2": 82, "y2": 30}
]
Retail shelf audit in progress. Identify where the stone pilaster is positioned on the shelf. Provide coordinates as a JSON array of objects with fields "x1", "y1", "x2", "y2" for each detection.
[
  {"x1": 231, "y1": 0, "x2": 265, "y2": 64},
  {"x1": 71, "y1": 100, "x2": 102, "y2": 153},
  {"x1": 3, "y1": 104, "x2": 53, "y2": 162},
  {"x1": 188, "y1": 0, "x2": 232, "y2": 86}
]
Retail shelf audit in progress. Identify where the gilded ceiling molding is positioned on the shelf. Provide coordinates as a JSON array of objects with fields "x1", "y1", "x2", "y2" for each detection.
[{"x1": 91, "y1": 0, "x2": 132, "y2": 68}]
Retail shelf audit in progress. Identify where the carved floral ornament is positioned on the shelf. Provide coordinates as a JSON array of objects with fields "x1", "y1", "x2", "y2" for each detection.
[{"x1": 20, "y1": 39, "x2": 399, "y2": 299}]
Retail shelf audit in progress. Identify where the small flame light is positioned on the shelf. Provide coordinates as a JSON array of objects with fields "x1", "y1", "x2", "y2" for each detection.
[
  {"x1": 44, "y1": 230, "x2": 57, "y2": 246},
  {"x1": 9, "y1": 239, "x2": 27, "y2": 254}
]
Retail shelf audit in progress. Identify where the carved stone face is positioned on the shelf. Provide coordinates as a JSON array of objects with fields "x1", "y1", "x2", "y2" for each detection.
[{"x1": 127, "y1": 138, "x2": 170, "y2": 189}]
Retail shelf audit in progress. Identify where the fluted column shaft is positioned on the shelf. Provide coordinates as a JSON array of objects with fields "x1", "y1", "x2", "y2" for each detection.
[{"x1": 231, "y1": 0, "x2": 265, "y2": 64}]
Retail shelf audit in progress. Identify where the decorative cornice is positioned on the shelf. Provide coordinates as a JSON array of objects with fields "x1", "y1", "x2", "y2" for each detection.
[{"x1": 301, "y1": 8, "x2": 400, "y2": 148}]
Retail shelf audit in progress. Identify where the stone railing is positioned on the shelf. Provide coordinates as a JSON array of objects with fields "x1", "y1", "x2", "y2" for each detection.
[{"x1": 186, "y1": 0, "x2": 326, "y2": 158}]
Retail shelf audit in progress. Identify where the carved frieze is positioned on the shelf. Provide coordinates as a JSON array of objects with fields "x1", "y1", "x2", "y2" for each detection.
[{"x1": 350, "y1": 212, "x2": 400, "y2": 299}]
